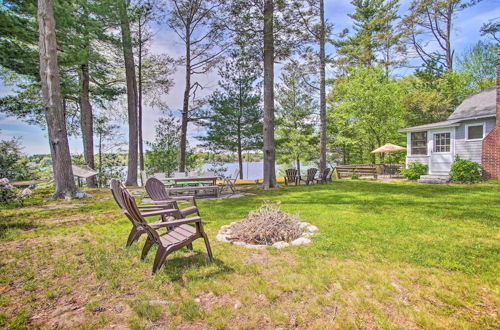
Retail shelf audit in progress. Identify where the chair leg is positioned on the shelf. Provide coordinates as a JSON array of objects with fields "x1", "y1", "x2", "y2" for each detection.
[
  {"x1": 201, "y1": 232, "x2": 214, "y2": 261},
  {"x1": 141, "y1": 237, "x2": 154, "y2": 260},
  {"x1": 152, "y1": 247, "x2": 169, "y2": 274},
  {"x1": 126, "y1": 227, "x2": 141, "y2": 248}
]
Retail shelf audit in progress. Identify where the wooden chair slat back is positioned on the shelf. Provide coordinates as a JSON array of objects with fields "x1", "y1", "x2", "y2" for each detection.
[
  {"x1": 322, "y1": 168, "x2": 331, "y2": 180},
  {"x1": 307, "y1": 168, "x2": 318, "y2": 180},
  {"x1": 285, "y1": 168, "x2": 298, "y2": 178},
  {"x1": 120, "y1": 186, "x2": 161, "y2": 245},
  {"x1": 110, "y1": 179, "x2": 126, "y2": 210},
  {"x1": 145, "y1": 177, "x2": 170, "y2": 201}
]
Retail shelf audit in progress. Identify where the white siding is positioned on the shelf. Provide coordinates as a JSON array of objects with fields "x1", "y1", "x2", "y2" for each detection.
[{"x1": 454, "y1": 118, "x2": 496, "y2": 164}]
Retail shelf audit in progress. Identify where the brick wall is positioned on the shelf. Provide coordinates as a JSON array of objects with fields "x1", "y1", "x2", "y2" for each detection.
[{"x1": 481, "y1": 59, "x2": 500, "y2": 179}]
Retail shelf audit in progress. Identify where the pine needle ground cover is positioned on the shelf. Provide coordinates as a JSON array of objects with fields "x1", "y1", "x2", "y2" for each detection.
[{"x1": 0, "y1": 181, "x2": 499, "y2": 328}]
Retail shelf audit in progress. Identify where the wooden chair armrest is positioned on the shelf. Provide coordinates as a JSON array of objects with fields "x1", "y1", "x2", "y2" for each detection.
[
  {"x1": 138, "y1": 205, "x2": 169, "y2": 210},
  {"x1": 141, "y1": 208, "x2": 180, "y2": 217},
  {"x1": 169, "y1": 196, "x2": 196, "y2": 202},
  {"x1": 165, "y1": 216, "x2": 202, "y2": 227}
]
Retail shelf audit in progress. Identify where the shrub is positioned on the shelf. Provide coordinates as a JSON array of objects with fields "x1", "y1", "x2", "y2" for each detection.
[
  {"x1": 351, "y1": 172, "x2": 361, "y2": 180},
  {"x1": 0, "y1": 178, "x2": 33, "y2": 206},
  {"x1": 449, "y1": 157, "x2": 482, "y2": 184},
  {"x1": 401, "y1": 162, "x2": 428, "y2": 180}
]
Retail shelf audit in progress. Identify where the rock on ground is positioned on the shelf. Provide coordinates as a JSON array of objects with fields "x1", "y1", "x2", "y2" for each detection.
[
  {"x1": 272, "y1": 241, "x2": 289, "y2": 249},
  {"x1": 291, "y1": 237, "x2": 311, "y2": 246}
]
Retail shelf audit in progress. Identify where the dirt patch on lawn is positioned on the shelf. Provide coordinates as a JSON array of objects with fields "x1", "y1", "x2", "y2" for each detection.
[{"x1": 31, "y1": 203, "x2": 85, "y2": 210}]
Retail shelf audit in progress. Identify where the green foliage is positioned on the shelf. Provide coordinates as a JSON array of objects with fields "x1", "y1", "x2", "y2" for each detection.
[
  {"x1": 334, "y1": 0, "x2": 405, "y2": 71},
  {"x1": 328, "y1": 65, "x2": 406, "y2": 164},
  {"x1": 449, "y1": 157, "x2": 483, "y2": 184},
  {"x1": 402, "y1": 63, "x2": 474, "y2": 126},
  {"x1": 145, "y1": 115, "x2": 180, "y2": 177},
  {"x1": 350, "y1": 172, "x2": 361, "y2": 180},
  {"x1": 199, "y1": 48, "x2": 263, "y2": 168},
  {"x1": 457, "y1": 41, "x2": 499, "y2": 91},
  {"x1": 276, "y1": 61, "x2": 318, "y2": 169},
  {"x1": 0, "y1": 136, "x2": 38, "y2": 181},
  {"x1": 401, "y1": 161, "x2": 428, "y2": 180}
]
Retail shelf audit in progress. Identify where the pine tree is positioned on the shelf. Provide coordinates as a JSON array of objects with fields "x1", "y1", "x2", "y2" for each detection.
[
  {"x1": 37, "y1": 0, "x2": 81, "y2": 199},
  {"x1": 219, "y1": 0, "x2": 305, "y2": 188},
  {"x1": 275, "y1": 61, "x2": 318, "y2": 173},
  {"x1": 335, "y1": 0, "x2": 405, "y2": 71},
  {"x1": 166, "y1": 0, "x2": 225, "y2": 173},
  {"x1": 199, "y1": 49, "x2": 263, "y2": 179}
]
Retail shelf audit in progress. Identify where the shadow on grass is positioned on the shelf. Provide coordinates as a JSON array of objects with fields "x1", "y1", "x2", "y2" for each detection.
[
  {"x1": 0, "y1": 216, "x2": 36, "y2": 240},
  {"x1": 160, "y1": 253, "x2": 234, "y2": 282}
]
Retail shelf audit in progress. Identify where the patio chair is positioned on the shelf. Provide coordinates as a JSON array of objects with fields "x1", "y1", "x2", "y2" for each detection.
[
  {"x1": 220, "y1": 169, "x2": 239, "y2": 193},
  {"x1": 327, "y1": 167, "x2": 335, "y2": 182},
  {"x1": 302, "y1": 168, "x2": 318, "y2": 185},
  {"x1": 316, "y1": 168, "x2": 331, "y2": 184},
  {"x1": 145, "y1": 177, "x2": 200, "y2": 217},
  {"x1": 110, "y1": 179, "x2": 180, "y2": 247},
  {"x1": 120, "y1": 187, "x2": 213, "y2": 274},
  {"x1": 284, "y1": 168, "x2": 299, "y2": 185}
]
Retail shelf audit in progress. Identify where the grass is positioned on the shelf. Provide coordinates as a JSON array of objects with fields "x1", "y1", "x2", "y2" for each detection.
[{"x1": 0, "y1": 180, "x2": 499, "y2": 328}]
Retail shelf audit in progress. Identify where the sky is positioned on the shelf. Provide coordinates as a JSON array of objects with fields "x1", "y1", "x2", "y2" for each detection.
[{"x1": 0, "y1": 0, "x2": 499, "y2": 155}]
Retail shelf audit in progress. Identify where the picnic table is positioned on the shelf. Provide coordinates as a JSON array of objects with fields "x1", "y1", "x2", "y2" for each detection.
[{"x1": 161, "y1": 176, "x2": 220, "y2": 197}]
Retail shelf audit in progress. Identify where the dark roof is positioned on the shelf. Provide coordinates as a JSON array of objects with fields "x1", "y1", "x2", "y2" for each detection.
[
  {"x1": 448, "y1": 87, "x2": 496, "y2": 120},
  {"x1": 398, "y1": 120, "x2": 460, "y2": 133}
]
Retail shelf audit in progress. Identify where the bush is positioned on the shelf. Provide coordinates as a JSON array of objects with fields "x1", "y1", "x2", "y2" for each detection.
[
  {"x1": 351, "y1": 172, "x2": 361, "y2": 180},
  {"x1": 0, "y1": 178, "x2": 33, "y2": 206},
  {"x1": 401, "y1": 162, "x2": 428, "y2": 180},
  {"x1": 449, "y1": 157, "x2": 482, "y2": 184}
]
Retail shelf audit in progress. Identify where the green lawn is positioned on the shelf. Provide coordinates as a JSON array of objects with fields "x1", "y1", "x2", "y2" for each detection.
[{"x1": 1, "y1": 180, "x2": 499, "y2": 329}]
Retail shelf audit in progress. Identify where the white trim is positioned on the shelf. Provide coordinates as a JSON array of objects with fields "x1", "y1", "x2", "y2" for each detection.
[
  {"x1": 465, "y1": 122, "x2": 485, "y2": 141},
  {"x1": 449, "y1": 114, "x2": 496, "y2": 121}
]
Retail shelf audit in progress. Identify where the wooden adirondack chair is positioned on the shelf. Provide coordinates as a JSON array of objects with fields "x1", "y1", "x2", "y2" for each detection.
[
  {"x1": 145, "y1": 177, "x2": 200, "y2": 217},
  {"x1": 110, "y1": 179, "x2": 180, "y2": 247},
  {"x1": 284, "y1": 168, "x2": 299, "y2": 185},
  {"x1": 220, "y1": 169, "x2": 239, "y2": 193},
  {"x1": 316, "y1": 168, "x2": 331, "y2": 184},
  {"x1": 120, "y1": 187, "x2": 213, "y2": 274},
  {"x1": 302, "y1": 168, "x2": 318, "y2": 185}
]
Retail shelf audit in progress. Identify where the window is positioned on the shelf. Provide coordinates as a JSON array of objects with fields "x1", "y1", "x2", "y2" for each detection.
[
  {"x1": 411, "y1": 132, "x2": 427, "y2": 155},
  {"x1": 434, "y1": 133, "x2": 450, "y2": 152},
  {"x1": 466, "y1": 124, "x2": 484, "y2": 140}
]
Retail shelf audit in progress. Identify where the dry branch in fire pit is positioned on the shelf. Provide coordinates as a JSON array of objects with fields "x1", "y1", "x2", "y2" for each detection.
[{"x1": 228, "y1": 203, "x2": 303, "y2": 245}]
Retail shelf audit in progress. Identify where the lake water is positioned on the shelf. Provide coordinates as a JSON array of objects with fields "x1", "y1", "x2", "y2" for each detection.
[{"x1": 200, "y1": 162, "x2": 315, "y2": 180}]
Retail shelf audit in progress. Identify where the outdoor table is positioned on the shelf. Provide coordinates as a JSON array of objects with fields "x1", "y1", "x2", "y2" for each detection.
[{"x1": 162, "y1": 176, "x2": 218, "y2": 187}]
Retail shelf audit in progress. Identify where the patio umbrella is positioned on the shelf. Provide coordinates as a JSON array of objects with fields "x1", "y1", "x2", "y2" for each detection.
[
  {"x1": 370, "y1": 143, "x2": 406, "y2": 154},
  {"x1": 370, "y1": 143, "x2": 406, "y2": 176}
]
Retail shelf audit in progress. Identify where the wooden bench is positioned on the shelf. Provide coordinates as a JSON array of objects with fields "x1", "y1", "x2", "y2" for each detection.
[
  {"x1": 166, "y1": 185, "x2": 220, "y2": 198},
  {"x1": 336, "y1": 166, "x2": 378, "y2": 179}
]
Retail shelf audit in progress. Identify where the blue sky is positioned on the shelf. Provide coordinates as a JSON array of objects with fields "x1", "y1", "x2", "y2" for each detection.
[{"x1": 0, "y1": 0, "x2": 499, "y2": 155}]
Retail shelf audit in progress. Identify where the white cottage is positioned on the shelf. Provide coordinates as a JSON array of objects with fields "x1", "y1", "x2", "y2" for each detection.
[{"x1": 399, "y1": 86, "x2": 498, "y2": 179}]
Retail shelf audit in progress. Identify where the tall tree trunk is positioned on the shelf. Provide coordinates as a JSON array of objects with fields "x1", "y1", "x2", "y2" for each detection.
[
  {"x1": 318, "y1": 0, "x2": 327, "y2": 175},
  {"x1": 296, "y1": 158, "x2": 301, "y2": 174},
  {"x1": 98, "y1": 133, "x2": 102, "y2": 187},
  {"x1": 445, "y1": 4, "x2": 453, "y2": 71},
  {"x1": 119, "y1": 0, "x2": 138, "y2": 186},
  {"x1": 38, "y1": 0, "x2": 80, "y2": 199},
  {"x1": 179, "y1": 23, "x2": 191, "y2": 173},
  {"x1": 237, "y1": 120, "x2": 243, "y2": 180},
  {"x1": 262, "y1": 0, "x2": 276, "y2": 189},
  {"x1": 79, "y1": 62, "x2": 97, "y2": 187},
  {"x1": 138, "y1": 18, "x2": 145, "y2": 176}
]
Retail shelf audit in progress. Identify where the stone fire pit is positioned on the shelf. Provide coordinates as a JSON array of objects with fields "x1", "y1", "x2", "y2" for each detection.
[{"x1": 215, "y1": 203, "x2": 319, "y2": 249}]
